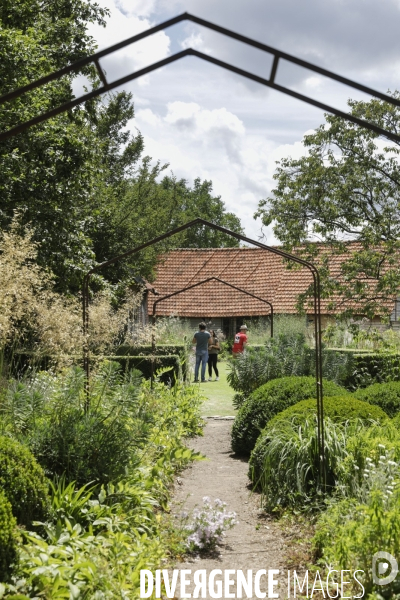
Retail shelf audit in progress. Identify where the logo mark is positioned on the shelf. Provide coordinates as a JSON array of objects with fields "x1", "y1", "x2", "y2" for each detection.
[{"x1": 372, "y1": 552, "x2": 398, "y2": 586}]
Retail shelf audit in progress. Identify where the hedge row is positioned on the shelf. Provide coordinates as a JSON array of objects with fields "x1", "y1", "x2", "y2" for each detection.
[
  {"x1": 9, "y1": 352, "x2": 184, "y2": 383},
  {"x1": 105, "y1": 355, "x2": 183, "y2": 383},
  {"x1": 231, "y1": 376, "x2": 348, "y2": 455},
  {"x1": 115, "y1": 344, "x2": 186, "y2": 357}
]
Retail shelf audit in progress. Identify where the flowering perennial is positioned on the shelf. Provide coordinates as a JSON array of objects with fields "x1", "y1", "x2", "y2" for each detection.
[{"x1": 185, "y1": 497, "x2": 238, "y2": 551}]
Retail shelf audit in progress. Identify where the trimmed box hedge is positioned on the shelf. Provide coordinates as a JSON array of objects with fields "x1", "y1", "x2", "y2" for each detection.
[
  {"x1": 354, "y1": 381, "x2": 400, "y2": 417},
  {"x1": 105, "y1": 354, "x2": 183, "y2": 383},
  {"x1": 231, "y1": 376, "x2": 348, "y2": 456},
  {"x1": 9, "y1": 351, "x2": 184, "y2": 383},
  {"x1": 249, "y1": 396, "x2": 389, "y2": 485},
  {"x1": 115, "y1": 344, "x2": 186, "y2": 357}
]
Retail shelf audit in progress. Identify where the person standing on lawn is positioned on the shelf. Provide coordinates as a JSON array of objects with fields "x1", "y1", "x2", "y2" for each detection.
[
  {"x1": 232, "y1": 324, "x2": 248, "y2": 358},
  {"x1": 193, "y1": 322, "x2": 211, "y2": 382},
  {"x1": 207, "y1": 329, "x2": 220, "y2": 381}
]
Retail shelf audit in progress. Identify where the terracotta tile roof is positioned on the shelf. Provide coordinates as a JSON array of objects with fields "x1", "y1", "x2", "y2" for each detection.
[{"x1": 149, "y1": 246, "x2": 394, "y2": 317}]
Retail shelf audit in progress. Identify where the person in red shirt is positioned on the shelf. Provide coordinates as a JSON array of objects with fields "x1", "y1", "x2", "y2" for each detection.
[{"x1": 232, "y1": 324, "x2": 248, "y2": 357}]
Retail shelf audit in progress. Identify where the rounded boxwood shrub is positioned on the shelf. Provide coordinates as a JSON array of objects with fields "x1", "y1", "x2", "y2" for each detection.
[
  {"x1": 231, "y1": 376, "x2": 348, "y2": 455},
  {"x1": 249, "y1": 396, "x2": 388, "y2": 485},
  {"x1": 354, "y1": 381, "x2": 400, "y2": 417},
  {"x1": 0, "y1": 489, "x2": 18, "y2": 581},
  {"x1": 0, "y1": 436, "x2": 49, "y2": 527}
]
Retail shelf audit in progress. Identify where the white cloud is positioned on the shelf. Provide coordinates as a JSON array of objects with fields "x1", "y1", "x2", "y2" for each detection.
[
  {"x1": 115, "y1": 0, "x2": 157, "y2": 18},
  {"x1": 133, "y1": 100, "x2": 310, "y2": 242},
  {"x1": 85, "y1": 0, "x2": 400, "y2": 244},
  {"x1": 87, "y1": 0, "x2": 171, "y2": 82}
]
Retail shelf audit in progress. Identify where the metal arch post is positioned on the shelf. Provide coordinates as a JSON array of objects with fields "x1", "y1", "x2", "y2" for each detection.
[{"x1": 81, "y1": 218, "x2": 324, "y2": 486}]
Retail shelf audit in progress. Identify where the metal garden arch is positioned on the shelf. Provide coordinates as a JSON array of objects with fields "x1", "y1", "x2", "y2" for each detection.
[
  {"x1": 2, "y1": 12, "x2": 399, "y2": 486},
  {"x1": 150, "y1": 275, "x2": 275, "y2": 382},
  {"x1": 82, "y1": 218, "x2": 325, "y2": 482}
]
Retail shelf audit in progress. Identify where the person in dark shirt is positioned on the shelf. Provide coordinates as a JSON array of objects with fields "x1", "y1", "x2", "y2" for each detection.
[{"x1": 193, "y1": 322, "x2": 211, "y2": 382}]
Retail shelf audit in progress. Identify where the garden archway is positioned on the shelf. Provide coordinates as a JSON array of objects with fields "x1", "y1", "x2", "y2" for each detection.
[
  {"x1": 150, "y1": 275, "x2": 275, "y2": 382},
  {"x1": 82, "y1": 218, "x2": 325, "y2": 483}
]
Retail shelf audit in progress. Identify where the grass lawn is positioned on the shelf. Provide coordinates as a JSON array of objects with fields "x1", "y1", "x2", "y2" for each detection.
[{"x1": 195, "y1": 361, "x2": 237, "y2": 417}]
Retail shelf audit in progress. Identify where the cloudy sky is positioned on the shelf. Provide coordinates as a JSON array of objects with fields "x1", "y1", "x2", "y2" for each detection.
[{"x1": 86, "y1": 0, "x2": 400, "y2": 242}]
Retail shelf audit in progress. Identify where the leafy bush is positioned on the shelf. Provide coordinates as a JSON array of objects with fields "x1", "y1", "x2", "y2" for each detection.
[
  {"x1": 116, "y1": 344, "x2": 186, "y2": 356},
  {"x1": 251, "y1": 416, "x2": 365, "y2": 511},
  {"x1": 354, "y1": 380, "x2": 400, "y2": 417},
  {"x1": 341, "y1": 351, "x2": 400, "y2": 389},
  {"x1": 227, "y1": 334, "x2": 311, "y2": 400},
  {"x1": 0, "y1": 489, "x2": 18, "y2": 582},
  {"x1": 249, "y1": 397, "x2": 388, "y2": 489},
  {"x1": 108, "y1": 354, "x2": 183, "y2": 382},
  {"x1": 337, "y1": 422, "x2": 400, "y2": 498},
  {"x1": 25, "y1": 364, "x2": 144, "y2": 485},
  {"x1": 1, "y1": 376, "x2": 204, "y2": 597},
  {"x1": 0, "y1": 436, "x2": 49, "y2": 527},
  {"x1": 231, "y1": 376, "x2": 348, "y2": 455},
  {"x1": 313, "y1": 445, "x2": 400, "y2": 597},
  {"x1": 227, "y1": 335, "x2": 353, "y2": 404}
]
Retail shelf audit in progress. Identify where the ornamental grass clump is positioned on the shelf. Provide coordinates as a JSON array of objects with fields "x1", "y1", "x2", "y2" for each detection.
[
  {"x1": 185, "y1": 497, "x2": 237, "y2": 552},
  {"x1": 231, "y1": 376, "x2": 348, "y2": 455}
]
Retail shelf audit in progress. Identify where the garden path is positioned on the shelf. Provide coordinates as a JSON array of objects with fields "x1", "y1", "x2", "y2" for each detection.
[{"x1": 172, "y1": 419, "x2": 288, "y2": 599}]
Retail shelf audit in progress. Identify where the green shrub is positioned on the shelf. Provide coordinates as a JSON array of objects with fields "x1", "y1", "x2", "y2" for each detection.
[
  {"x1": 342, "y1": 351, "x2": 400, "y2": 389},
  {"x1": 354, "y1": 380, "x2": 400, "y2": 417},
  {"x1": 338, "y1": 423, "x2": 400, "y2": 497},
  {"x1": 313, "y1": 445, "x2": 400, "y2": 597},
  {"x1": 250, "y1": 416, "x2": 364, "y2": 511},
  {"x1": 107, "y1": 354, "x2": 183, "y2": 382},
  {"x1": 0, "y1": 489, "x2": 18, "y2": 582},
  {"x1": 227, "y1": 334, "x2": 311, "y2": 400},
  {"x1": 115, "y1": 344, "x2": 186, "y2": 357},
  {"x1": 26, "y1": 363, "x2": 144, "y2": 486},
  {"x1": 227, "y1": 336, "x2": 353, "y2": 404},
  {"x1": 0, "y1": 436, "x2": 49, "y2": 527},
  {"x1": 231, "y1": 376, "x2": 348, "y2": 455},
  {"x1": 249, "y1": 396, "x2": 388, "y2": 488}
]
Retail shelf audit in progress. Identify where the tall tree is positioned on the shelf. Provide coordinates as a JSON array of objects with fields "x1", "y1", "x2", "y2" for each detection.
[
  {"x1": 0, "y1": 0, "x2": 109, "y2": 291},
  {"x1": 255, "y1": 93, "x2": 400, "y2": 319},
  {"x1": 94, "y1": 164, "x2": 244, "y2": 285}
]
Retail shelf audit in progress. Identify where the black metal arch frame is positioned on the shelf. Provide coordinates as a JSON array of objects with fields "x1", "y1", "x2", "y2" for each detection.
[
  {"x1": 82, "y1": 217, "x2": 324, "y2": 484},
  {"x1": 151, "y1": 275, "x2": 275, "y2": 340},
  {"x1": 150, "y1": 276, "x2": 274, "y2": 384},
  {"x1": 1, "y1": 13, "x2": 400, "y2": 143}
]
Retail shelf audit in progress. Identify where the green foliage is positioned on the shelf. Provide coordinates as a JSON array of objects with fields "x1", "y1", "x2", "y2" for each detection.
[
  {"x1": 354, "y1": 380, "x2": 400, "y2": 416},
  {"x1": 256, "y1": 92, "x2": 400, "y2": 320},
  {"x1": 231, "y1": 376, "x2": 347, "y2": 455},
  {"x1": 249, "y1": 397, "x2": 388, "y2": 490},
  {"x1": 116, "y1": 344, "x2": 186, "y2": 356},
  {"x1": 1, "y1": 368, "x2": 204, "y2": 595},
  {"x1": 0, "y1": 436, "x2": 49, "y2": 527},
  {"x1": 227, "y1": 334, "x2": 311, "y2": 400},
  {"x1": 347, "y1": 352, "x2": 400, "y2": 389},
  {"x1": 251, "y1": 417, "x2": 364, "y2": 511},
  {"x1": 0, "y1": 489, "x2": 18, "y2": 582},
  {"x1": 313, "y1": 444, "x2": 400, "y2": 597},
  {"x1": 4, "y1": 363, "x2": 147, "y2": 485},
  {"x1": 227, "y1": 334, "x2": 352, "y2": 403},
  {"x1": 108, "y1": 354, "x2": 183, "y2": 382}
]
